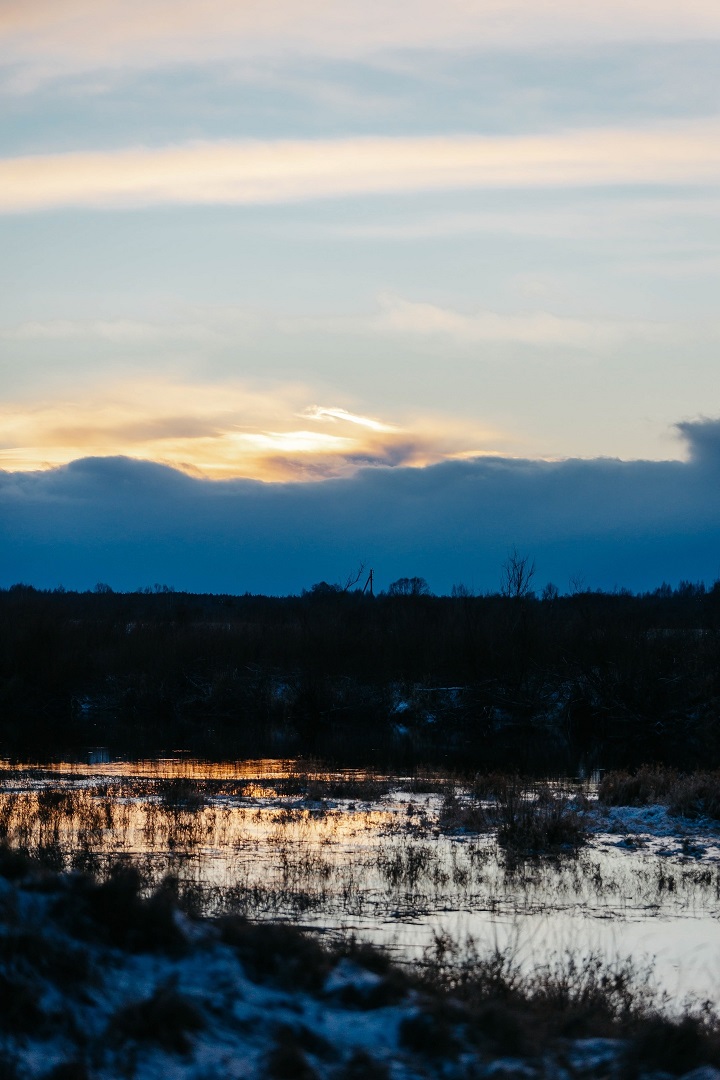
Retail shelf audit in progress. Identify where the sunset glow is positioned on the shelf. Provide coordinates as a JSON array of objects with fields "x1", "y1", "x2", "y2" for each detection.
[{"x1": 0, "y1": 380, "x2": 495, "y2": 481}]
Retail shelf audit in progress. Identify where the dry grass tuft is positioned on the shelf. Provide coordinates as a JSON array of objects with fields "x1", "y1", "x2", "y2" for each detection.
[
  {"x1": 438, "y1": 792, "x2": 489, "y2": 833},
  {"x1": 418, "y1": 933, "x2": 720, "y2": 1068},
  {"x1": 439, "y1": 776, "x2": 587, "y2": 854},
  {"x1": 599, "y1": 765, "x2": 720, "y2": 819},
  {"x1": 495, "y1": 780, "x2": 587, "y2": 853},
  {"x1": 157, "y1": 777, "x2": 207, "y2": 810}
]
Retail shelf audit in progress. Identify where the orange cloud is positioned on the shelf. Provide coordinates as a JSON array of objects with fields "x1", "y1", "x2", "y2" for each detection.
[{"x1": 0, "y1": 378, "x2": 501, "y2": 481}]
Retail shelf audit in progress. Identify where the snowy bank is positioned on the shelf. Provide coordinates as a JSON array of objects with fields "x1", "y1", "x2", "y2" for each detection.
[{"x1": 0, "y1": 848, "x2": 719, "y2": 1079}]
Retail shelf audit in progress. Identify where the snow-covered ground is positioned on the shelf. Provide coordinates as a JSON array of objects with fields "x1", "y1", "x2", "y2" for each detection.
[
  {"x1": 588, "y1": 801, "x2": 720, "y2": 860},
  {"x1": 0, "y1": 853, "x2": 718, "y2": 1080}
]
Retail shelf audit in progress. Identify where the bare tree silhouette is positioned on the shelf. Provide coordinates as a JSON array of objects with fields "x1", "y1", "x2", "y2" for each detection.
[{"x1": 500, "y1": 547, "x2": 536, "y2": 599}]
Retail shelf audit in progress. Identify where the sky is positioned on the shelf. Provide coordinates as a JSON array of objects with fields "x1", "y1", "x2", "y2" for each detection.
[{"x1": 2, "y1": 2, "x2": 720, "y2": 593}]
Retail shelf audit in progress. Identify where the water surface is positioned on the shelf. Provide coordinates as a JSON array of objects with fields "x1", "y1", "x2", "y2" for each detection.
[{"x1": 3, "y1": 756, "x2": 719, "y2": 1006}]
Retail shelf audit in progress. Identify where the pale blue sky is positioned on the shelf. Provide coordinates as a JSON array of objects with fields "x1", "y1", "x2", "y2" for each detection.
[{"x1": 1, "y1": 2, "x2": 720, "y2": 589}]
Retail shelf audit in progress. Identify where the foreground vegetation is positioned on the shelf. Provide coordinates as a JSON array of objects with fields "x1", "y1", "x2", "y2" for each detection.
[
  {"x1": 0, "y1": 844, "x2": 718, "y2": 1079},
  {"x1": 2, "y1": 581, "x2": 720, "y2": 767}
]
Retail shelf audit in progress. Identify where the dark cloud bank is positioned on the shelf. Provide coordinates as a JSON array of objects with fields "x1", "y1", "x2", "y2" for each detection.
[{"x1": 2, "y1": 419, "x2": 720, "y2": 595}]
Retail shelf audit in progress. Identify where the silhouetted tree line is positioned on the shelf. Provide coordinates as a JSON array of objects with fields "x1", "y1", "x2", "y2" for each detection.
[{"x1": 2, "y1": 578, "x2": 720, "y2": 769}]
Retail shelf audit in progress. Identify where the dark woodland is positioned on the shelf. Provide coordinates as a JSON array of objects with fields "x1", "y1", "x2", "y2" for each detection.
[{"x1": 2, "y1": 577, "x2": 720, "y2": 768}]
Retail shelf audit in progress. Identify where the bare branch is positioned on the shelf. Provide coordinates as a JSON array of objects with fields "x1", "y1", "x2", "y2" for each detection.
[
  {"x1": 500, "y1": 547, "x2": 536, "y2": 600},
  {"x1": 342, "y1": 562, "x2": 366, "y2": 592}
]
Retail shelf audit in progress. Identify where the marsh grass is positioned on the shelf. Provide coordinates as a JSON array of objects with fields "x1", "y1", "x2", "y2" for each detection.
[
  {"x1": 157, "y1": 778, "x2": 206, "y2": 810},
  {"x1": 599, "y1": 764, "x2": 720, "y2": 819},
  {"x1": 438, "y1": 792, "x2": 488, "y2": 833},
  {"x1": 440, "y1": 775, "x2": 588, "y2": 854},
  {"x1": 418, "y1": 932, "x2": 720, "y2": 1066},
  {"x1": 128, "y1": 767, "x2": 396, "y2": 804},
  {"x1": 2, "y1": 764, "x2": 720, "y2": 987},
  {"x1": 273, "y1": 773, "x2": 393, "y2": 801},
  {"x1": 494, "y1": 780, "x2": 588, "y2": 854},
  {"x1": 405, "y1": 769, "x2": 457, "y2": 795}
]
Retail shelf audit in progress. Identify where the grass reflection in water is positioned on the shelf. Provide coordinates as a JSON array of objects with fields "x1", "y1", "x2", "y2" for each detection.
[{"x1": 1, "y1": 760, "x2": 720, "y2": 1002}]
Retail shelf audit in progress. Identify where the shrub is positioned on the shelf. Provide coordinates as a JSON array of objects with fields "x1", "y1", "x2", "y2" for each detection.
[
  {"x1": 59, "y1": 864, "x2": 186, "y2": 953},
  {"x1": 598, "y1": 765, "x2": 677, "y2": 806},
  {"x1": 496, "y1": 782, "x2": 587, "y2": 853},
  {"x1": 218, "y1": 917, "x2": 330, "y2": 992},
  {"x1": 438, "y1": 792, "x2": 489, "y2": 832},
  {"x1": 0, "y1": 844, "x2": 34, "y2": 880},
  {"x1": 337, "y1": 1050, "x2": 390, "y2": 1079},
  {"x1": 109, "y1": 986, "x2": 205, "y2": 1055},
  {"x1": 157, "y1": 777, "x2": 206, "y2": 810},
  {"x1": 628, "y1": 1012, "x2": 720, "y2": 1074},
  {"x1": 599, "y1": 766, "x2": 720, "y2": 820},
  {"x1": 399, "y1": 1006, "x2": 462, "y2": 1058},
  {"x1": 266, "y1": 1040, "x2": 319, "y2": 1080}
]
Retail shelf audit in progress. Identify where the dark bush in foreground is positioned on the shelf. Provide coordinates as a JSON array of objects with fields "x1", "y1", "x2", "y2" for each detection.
[
  {"x1": 218, "y1": 915, "x2": 332, "y2": 992},
  {"x1": 109, "y1": 986, "x2": 205, "y2": 1054},
  {"x1": 56, "y1": 863, "x2": 186, "y2": 953}
]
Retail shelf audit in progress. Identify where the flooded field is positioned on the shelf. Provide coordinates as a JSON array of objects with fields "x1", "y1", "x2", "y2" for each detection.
[{"x1": 2, "y1": 757, "x2": 720, "y2": 1009}]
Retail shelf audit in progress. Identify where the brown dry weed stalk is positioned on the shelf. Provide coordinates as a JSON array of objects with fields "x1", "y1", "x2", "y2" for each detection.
[
  {"x1": 440, "y1": 775, "x2": 588, "y2": 854},
  {"x1": 599, "y1": 765, "x2": 720, "y2": 819}
]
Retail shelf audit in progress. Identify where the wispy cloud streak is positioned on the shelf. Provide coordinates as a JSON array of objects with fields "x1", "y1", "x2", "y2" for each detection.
[
  {"x1": 3, "y1": 0, "x2": 720, "y2": 90},
  {"x1": 2, "y1": 128, "x2": 720, "y2": 213},
  {"x1": 301, "y1": 406, "x2": 396, "y2": 432},
  {"x1": 284, "y1": 295, "x2": 717, "y2": 350}
]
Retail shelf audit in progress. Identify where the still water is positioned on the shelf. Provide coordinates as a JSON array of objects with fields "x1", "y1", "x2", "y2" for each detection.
[{"x1": 2, "y1": 756, "x2": 719, "y2": 1006}]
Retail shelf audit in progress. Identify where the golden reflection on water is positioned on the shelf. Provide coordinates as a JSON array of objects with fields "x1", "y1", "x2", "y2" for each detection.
[
  {"x1": 0, "y1": 771, "x2": 706, "y2": 905},
  {"x1": 2, "y1": 757, "x2": 720, "y2": 999},
  {"x1": 0, "y1": 757, "x2": 307, "y2": 780}
]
